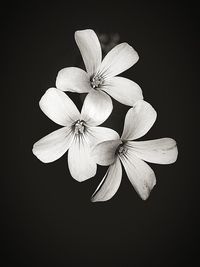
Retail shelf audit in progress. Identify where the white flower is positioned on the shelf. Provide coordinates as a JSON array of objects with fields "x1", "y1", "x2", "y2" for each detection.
[
  {"x1": 56, "y1": 29, "x2": 143, "y2": 111},
  {"x1": 91, "y1": 100, "x2": 178, "y2": 201},
  {"x1": 32, "y1": 88, "x2": 118, "y2": 182}
]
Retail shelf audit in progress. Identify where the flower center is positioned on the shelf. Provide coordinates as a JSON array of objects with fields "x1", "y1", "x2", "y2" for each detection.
[
  {"x1": 74, "y1": 120, "x2": 85, "y2": 135},
  {"x1": 90, "y1": 75, "x2": 104, "y2": 89},
  {"x1": 116, "y1": 143, "x2": 127, "y2": 156}
]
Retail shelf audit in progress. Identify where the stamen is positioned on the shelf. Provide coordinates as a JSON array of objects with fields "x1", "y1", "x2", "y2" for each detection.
[
  {"x1": 74, "y1": 120, "x2": 85, "y2": 135},
  {"x1": 90, "y1": 75, "x2": 104, "y2": 89},
  {"x1": 117, "y1": 143, "x2": 127, "y2": 156}
]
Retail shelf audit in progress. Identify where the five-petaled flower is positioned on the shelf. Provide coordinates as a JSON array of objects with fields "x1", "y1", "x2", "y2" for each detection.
[
  {"x1": 91, "y1": 100, "x2": 178, "y2": 202},
  {"x1": 56, "y1": 29, "x2": 143, "y2": 112},
  {"x1": 32, "y1": 88, "x2": 118, "y2": 181}
]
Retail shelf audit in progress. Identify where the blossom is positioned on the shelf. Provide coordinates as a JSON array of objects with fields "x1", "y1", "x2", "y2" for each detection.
[
  {"x1": 91, "y1": 100, "x2": 178, "y2": 201},
  {"x1": 56, "y1": 29, "x2": 143, "y2": 111},
  {"x1": 32, "y1": 88, "x2": 118, "y2": 181}
]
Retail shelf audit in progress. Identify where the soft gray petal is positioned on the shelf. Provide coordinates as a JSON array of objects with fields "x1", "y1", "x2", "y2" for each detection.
[
  {"x1": 120, "y1": 149, "x2": 156, "y2": 200},
  {"x1": 91, "y1": 158, "x2": 122, "y2": 202},
  {"x1": 121, "y1": 100, "x2": 157, "y2": 140},
  {"x1": 56, "y1": 67, "x2": 91, "y2": 93},
  {"x1": 97, "y1": 42, "x2": 139, "y2": 79},
  {"x1": 81, "y1": 90, "x2": 113, "y2": 126},
  {"x1": 92, "y1": 139, "x2": 121, "y2": 166},
  {"x1": 39, "y1": 88, "x2": 80, "y2": 126},
  {"x1": 86, "y1": 126, "x2": 120, "y2": 147},
  {"x1": 68, "y1": 135, "x2": 97, "y2": 182},
  {"x1": 32, "y1": 127, "x2": 73, "y2": 163},
  {"x1": 102, "y1": 76, "x2": 143, "y2": 106},
  {"x1": 127, "y1": 138, "x2": 178, "y2": 164},
  {"x1": 75, "y1": 29, "x2": 102, "y2": 75}
]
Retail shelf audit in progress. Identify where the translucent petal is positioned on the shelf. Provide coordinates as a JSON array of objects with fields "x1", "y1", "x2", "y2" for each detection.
[
  {"x1": 75, "y1": 29, "x2": 102, "y2": 75},
  {"x1": 121, "y1": 100, "x2": 157, "y2": 140},
  {"x1": 91, "y1": 158, "x2": 122, "y2": 202},
  {"x1": 39, "y1": 88, "x2": 80, "y2": 126}
]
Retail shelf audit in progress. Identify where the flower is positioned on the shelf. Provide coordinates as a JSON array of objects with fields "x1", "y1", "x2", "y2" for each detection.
[
  {"x1": 91, "y1": 100, "x2": 178, "y2": 201},
  {"x1": 56, "y1": 29, "x2": 143, "y2": 111},
  {"x1": 32, "y1": 88, "x2": 118, "y2": 182}
]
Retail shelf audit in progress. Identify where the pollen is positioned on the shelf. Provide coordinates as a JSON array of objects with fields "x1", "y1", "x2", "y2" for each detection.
[
  {"x1": 90, "y1": 75, "x2": 104, "y2": 89},
  {"x1": 74, "y1": 120, "x2": 85, "y2": 135},
  {"x1": 117, "y1": 143, "x2": 127, "y2": 156}
]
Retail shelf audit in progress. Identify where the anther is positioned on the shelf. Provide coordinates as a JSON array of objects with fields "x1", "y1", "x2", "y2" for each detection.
[
  {"x1": 90, "y1": 75, "x2": 104, "y2": 89},
  {"x1": 117, "y1": 143, "x2": 127, "y2": 156},
  {"x1": 74, "y1": 120, "x2": 85, "y2": 135}
]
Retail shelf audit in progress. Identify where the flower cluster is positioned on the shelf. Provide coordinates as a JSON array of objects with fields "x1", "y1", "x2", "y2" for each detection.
[{"x1": 32, "y1": 29, "x2": 178, "y2": 202}]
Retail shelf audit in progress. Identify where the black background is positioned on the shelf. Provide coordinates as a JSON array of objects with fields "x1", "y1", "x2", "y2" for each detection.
[{"x1": 2, "y1": 2, "x2": 199, "y2": 266}]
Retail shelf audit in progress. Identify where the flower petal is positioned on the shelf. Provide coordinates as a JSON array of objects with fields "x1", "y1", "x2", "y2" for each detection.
[
  {"x1": 127, "y1": 138, "x2": 178, "y2": 164},
  {"x1": 92, "y1": 139, "x2": 121, "y2": 166},
  {"x1": 120, "y1": 150, "x2": 156, "y2": 200},
  {"x1": 86, "y1": 126, "x2": 120, "y2": 147},
  {"x1": 68, "y1": 135, "x2": 97, "y2": 182},
  {"x1": 121, "y1": 100, "x2": 157, "y2": 140},
  {"x1": 32, "y1": 127, "x2": 73, "y2": 163},
  {"x1": 97, "y1": 42, "x2": 139, "y2": 79},
  {"x1": 56, "y1": 67, "x2": 91, "y2": 93},
  {"x1": 81, "y1": 90, "x2": 113, "y2": 126},
  {"x1": 102, "y1": 76, "x2": 143, "y2": 106},
  {"x1": 75, "y1": 29, "x2": 102, "y2": 75},
  {"x1": 91, "y1": 158, "x2": 122, "y2": 202},
  {"x1": 39, "y1": 88, "x2": 80, "y2": 126}
]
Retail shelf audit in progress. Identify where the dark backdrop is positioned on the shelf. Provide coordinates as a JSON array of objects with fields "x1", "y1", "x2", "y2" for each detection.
[{"x1": 2, "y1": 2, "x2": 199, "y2": 266}]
